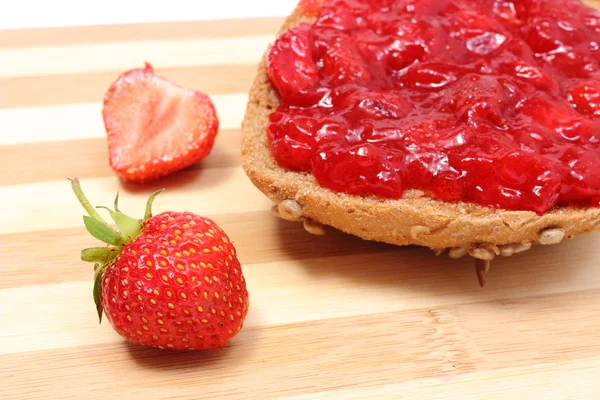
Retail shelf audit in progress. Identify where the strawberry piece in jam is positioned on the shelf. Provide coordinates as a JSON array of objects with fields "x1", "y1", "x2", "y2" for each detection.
[
  {"x1": 569, "y1": 79, "x2": 600, "y2": 116},
  {"x1": 266, "y1": 0, "x2": 600, "y2": 213},
  {"x1": 312, "y1": 143, "x2": 406, "y2": 198},
  {"x1": 312, "y1": 28, "x2": 372, "y2": 85},
  {"x1": 267, "y1": 23, "x2": 319, "y2": 103}
]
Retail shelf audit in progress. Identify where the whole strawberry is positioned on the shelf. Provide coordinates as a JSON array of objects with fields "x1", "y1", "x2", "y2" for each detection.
[{"x1": 70, "y1": 178, "x2": 249, "y2": 350}]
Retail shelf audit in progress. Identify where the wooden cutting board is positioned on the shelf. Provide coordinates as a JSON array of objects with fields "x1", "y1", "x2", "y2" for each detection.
[{"x1": 2, "y1": 8, "x2": 600, "y2": 400}]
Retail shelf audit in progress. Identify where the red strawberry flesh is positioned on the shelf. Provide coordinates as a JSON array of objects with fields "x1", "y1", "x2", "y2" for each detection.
[{"x1": 103, "y1": 63, "x2": 219, "y2": 183}]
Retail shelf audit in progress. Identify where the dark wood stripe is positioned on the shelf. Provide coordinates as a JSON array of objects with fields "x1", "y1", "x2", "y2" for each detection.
[
  {"x1": 0, "y1": 64, "x2": 258, "y2": 109},
  {"x1": 0, "y1": 17, "x2": 283, "y2": 48},
  {"x1": 2, "y1": 213, "x2": 599, "y2": 292},
  {"x1": 0, "y1": 212, "x2": 397, "y2": 289},
  {"x1": 0, "y1": 129, "x2": 243, "y2": 186}
]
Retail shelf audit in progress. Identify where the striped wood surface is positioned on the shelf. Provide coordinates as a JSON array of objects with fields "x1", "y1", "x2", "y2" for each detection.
[{"x1": 2, "y1": 6, "x2": 600, "y2": 400}]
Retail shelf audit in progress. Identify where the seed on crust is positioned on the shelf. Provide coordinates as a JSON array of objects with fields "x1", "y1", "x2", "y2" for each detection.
[
  {"x1": 499, "y1": 242, "x2": 532, "y2": 257},
  {"x1": 432, "y1": 248, "x2": 445, "y2": 256},
  {"x1": 475, "y1": 259, "x2": 491, "y2": 287},
  {"x1": 304, "y1": 218, "x2": 326, "y2": 235},
  {"x1": 277, "y1": 199, "x2": 304, "y2": 221},
  {"x1": 271, "y1": 205, "x2": 282, "y2": 218},
  {"x1": 484, "y1": 243, "x2": 500, "y2": 256},
  {"x1": 538, "y1": 228, "x2": 565, "y2": 245},
  {"x1": 469, "y1": 247, "x2": 496, "y2": 261},
  {"x1": 449, "y1": 247, "x2": 469, "y2": 259},
  {"x1": 410, "y1": 225, "x2": 431, "y2": 239}
]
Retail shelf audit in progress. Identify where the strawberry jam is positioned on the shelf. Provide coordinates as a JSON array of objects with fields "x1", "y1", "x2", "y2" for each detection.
[{"x1": 266, "y1": 0, "x2": 600, "y2": 213}]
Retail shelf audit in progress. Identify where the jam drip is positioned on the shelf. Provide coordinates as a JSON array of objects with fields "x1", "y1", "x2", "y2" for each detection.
[{"x1": 266, "y1": 0, "x2": 600, "y2": 213}]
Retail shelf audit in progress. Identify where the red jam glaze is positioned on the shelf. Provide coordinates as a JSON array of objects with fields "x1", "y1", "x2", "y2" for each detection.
[{"x1": 265, "y1": 0, "x2": 600, "y2": 213}]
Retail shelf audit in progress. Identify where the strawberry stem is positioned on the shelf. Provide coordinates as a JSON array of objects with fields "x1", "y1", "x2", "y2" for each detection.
[
  {"x1": 144, "y1": 189, "x2": 165, "y2": 222},
  {"x1": 69, "y1": 178, "x2": 110, "y2": 225}
]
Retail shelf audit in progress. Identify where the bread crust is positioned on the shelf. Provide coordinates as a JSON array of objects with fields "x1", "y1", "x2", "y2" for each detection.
[{"x1": 241, "y1": 6, "x2": 600, "y2": 250}]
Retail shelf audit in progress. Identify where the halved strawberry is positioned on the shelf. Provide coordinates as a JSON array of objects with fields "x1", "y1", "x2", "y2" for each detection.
[{"x1": 103, "y1": 62, "x2": 219, "y2": 183}]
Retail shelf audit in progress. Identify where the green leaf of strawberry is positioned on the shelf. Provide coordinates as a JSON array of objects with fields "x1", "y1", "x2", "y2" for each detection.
[
  {"x1": 96, "y1": 193, "x2": 143, "y2": 241},
  {"x1": 81, "y1": 247, "x2": 118, "y2": 264},
  {"x1": 82, "y1": 216, "x2": 125, "y2": 246},
  {"x1": 93, "y1": 265, "x2": 105, "y2": 323}
]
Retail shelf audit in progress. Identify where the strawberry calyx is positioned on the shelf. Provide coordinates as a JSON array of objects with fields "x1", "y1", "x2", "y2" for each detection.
[{"x1": 69, "y1": 178, "x2": 163, "y2": 322}]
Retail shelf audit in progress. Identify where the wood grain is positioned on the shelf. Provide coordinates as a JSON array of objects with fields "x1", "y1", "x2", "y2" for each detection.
[
  {"x1": 0, "y1": 17, "x2": 284, "y2": 48},
  {"x1": 0, "y1": 93, "x2": 248, "y2": 145},
  {"x1": 0, "y1": 129, "x2": 243, "y2": 185},
  {"x1": 2, "y1": 6, "x2": 600, "y2": 400},
  {"x1": 0, "y1": 65, "x2": 257, "y2": 109},
  {"x1": 0, "y1": 36, "x2": 271, "y2": 78}
]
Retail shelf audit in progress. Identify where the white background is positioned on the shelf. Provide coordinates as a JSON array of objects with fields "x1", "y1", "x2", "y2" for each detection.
[{"x1": 1, "y1": 0, "x2": 299, "y2": 30}]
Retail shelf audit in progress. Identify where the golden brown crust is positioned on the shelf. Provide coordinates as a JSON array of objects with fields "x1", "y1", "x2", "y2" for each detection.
[{"x1": 241, "y1": 7, "x2": 600, "y2": 250}]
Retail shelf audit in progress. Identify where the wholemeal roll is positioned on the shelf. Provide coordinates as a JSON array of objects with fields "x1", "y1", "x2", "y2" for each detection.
[{"x1": 241, "y1": 0, "x2": 600, "y2": 282}]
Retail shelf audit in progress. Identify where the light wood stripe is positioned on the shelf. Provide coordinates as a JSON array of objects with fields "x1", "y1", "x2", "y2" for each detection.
[
  {"x1": 2, "y1": 252, "x2": 419, "y2": 355},
  {"x1": 0, "y1": 129, "x2": 243, "y2": 185},
  {"x1": 0, "y1": 169, "x2": 272, "y2": 234},
  {"x1": 0, "y1": 18, "x2": 283, "y2": 48},
  {"x1": 0, "y1": 65, "x2": 258, "y2": 109},
  {"x1": 0, "y1": 36, "x2": 271, "y2": 78},
  {"x1": 0, "y1": 213, "x2": 392, "y2": 289},
  {"x1": 0, "y1": 93, "x2": 248, "y2": 145},
  {"x1": 284, "y1": 359, "x2": 600, "y2": 400},
  {"x1": 2, "y1": 290, "x2": 599, "y2": 399},
  {"x1": 6, "y1": 360, "x2": 599, "y2": 400}
]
